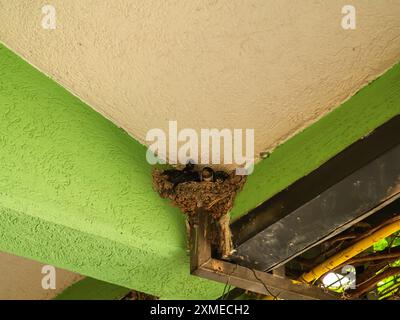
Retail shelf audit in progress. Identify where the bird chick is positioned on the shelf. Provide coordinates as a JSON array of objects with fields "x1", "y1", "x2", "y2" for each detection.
[
  {"x1": 214, "y1": 170, "x2": 229, "y2": 183},
  {"x1": 201, "y1": 167, "x2": 214, "y2": 182}
]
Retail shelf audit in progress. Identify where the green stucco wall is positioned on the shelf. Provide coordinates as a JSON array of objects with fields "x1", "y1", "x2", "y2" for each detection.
[
  {"x1": 55, "y1": 277, "x2": 130, "y2": 300},
  {"x1": 0, "y1": 43, "x2": 223, "y2": 299}
]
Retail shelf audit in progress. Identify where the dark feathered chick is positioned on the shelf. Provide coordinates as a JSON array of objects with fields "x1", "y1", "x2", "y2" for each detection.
[
  {"x1": 214, "y1": 170, "x2": 229, "y2": 182},
  {"x1": 163, "y1": 162, "x2": 200, "y2": 186},
  {"x1": 201, "y1": 167, "x2": 214, "y2": 182}
]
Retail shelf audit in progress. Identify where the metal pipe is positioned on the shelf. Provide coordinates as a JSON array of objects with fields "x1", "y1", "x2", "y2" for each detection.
[{"x1": 299, "y1": 220, "x2": 400, "y2": 284}]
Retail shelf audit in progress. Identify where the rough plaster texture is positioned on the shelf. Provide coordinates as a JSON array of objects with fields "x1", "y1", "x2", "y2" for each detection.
[
  {"x1": 0, "y1": 251, "x2": 82, "y2": 300},
  {"x1": 0, "y1": 0, "x2": 399, "y2": 165},
  {"x1": 0, "y1": 44, "x2": 223, "y2": 299}
]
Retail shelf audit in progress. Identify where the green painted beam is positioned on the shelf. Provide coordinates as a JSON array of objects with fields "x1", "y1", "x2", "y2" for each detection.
[
  {"x1": 230, "y1": 62, "x2": 400, "y2": 220},
  {"x1": 0, "y1": 43, "x2": 223, "y2": 299},
  {"x1": 54, "y1": 278, "x2": 130, "y2": 300}
]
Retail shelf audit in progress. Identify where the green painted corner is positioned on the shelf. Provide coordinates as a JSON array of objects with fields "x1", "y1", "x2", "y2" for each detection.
[
  {"x1": 230, "y1": 62, "x2": 400, "y2": 220},
  {"x1": 55, "y1": 278, "x2": 130, "y2": 300},
  {"x1": 0, "y1": 43, "x2": 224, "y2": 299}
]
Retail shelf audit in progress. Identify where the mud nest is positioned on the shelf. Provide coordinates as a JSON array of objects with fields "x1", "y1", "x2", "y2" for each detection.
[{"x1": 152, "y1": 166, "x2": 246, "y2": 220}]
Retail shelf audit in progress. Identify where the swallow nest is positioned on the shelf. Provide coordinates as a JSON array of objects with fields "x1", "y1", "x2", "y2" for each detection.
[
  {"x1": 152, "y1": 169, "x2": 246, "y2": 219},
  {"x1": 152, "y1": 168, "x2": 247, "y2": 257}
]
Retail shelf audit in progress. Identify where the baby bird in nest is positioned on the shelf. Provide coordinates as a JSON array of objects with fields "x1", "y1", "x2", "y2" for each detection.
[{"x1": 162, "y1": 162, "x2": 229, "y2": 187}]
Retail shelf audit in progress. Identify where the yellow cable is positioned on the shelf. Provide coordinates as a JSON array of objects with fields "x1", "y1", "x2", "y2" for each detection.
[{"x1": 299, "y1": 220, "x2": 400, "y2": 283}]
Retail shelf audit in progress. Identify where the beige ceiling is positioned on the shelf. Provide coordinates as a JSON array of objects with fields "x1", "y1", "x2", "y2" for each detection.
[
  {"x1": 1, "y1": 0, "x2": 399, "y2": 165},
  {"x1": 0, "y1": 251, "x2": 82, "y2": 299}
]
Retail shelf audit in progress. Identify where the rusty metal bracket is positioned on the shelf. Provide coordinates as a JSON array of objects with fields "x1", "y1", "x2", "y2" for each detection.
[
  {"x1": 190, "y1": 208, "x2": 338, "y2": 300},
  {"x1": 189, "y1": 116, "x2": 400, "y2": 300},
  {"x1": 230, "y1": 116, "x2": 400, "y2": 272}
]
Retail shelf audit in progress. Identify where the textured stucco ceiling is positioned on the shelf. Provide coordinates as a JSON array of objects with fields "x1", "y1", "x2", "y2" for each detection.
[
  {"x1": 0, "y1": 251, "x2": 82, "y2": 299},
  {"x1": 0, "y1": 0, "x2": 399, "y2": 165}
]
